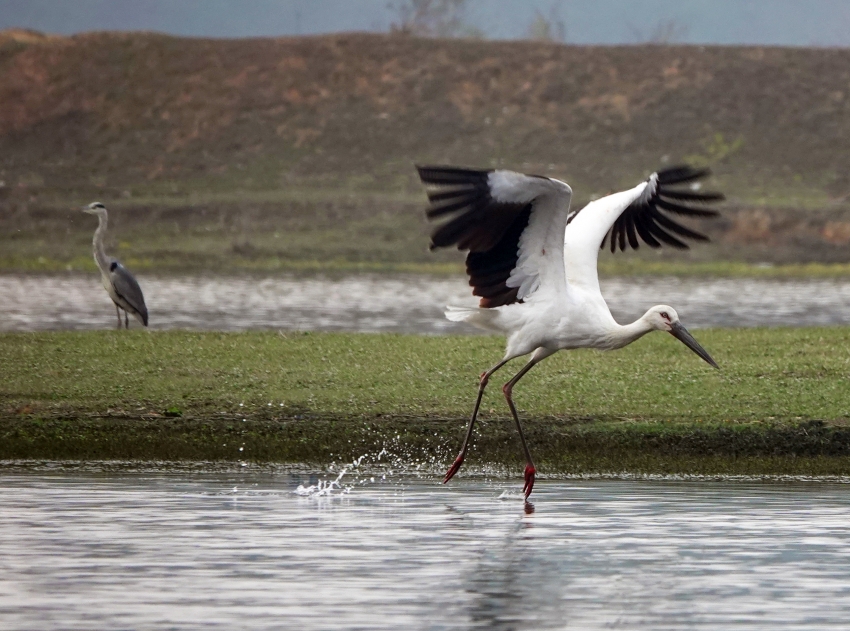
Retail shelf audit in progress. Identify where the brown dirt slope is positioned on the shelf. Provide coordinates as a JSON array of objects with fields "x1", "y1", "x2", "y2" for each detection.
[
  {"x1": 4, "y1": 31, "x2": 850, "y2": 195},
  {"x1": 3, "y1": 31, "x2": 850, "y2": 268}
]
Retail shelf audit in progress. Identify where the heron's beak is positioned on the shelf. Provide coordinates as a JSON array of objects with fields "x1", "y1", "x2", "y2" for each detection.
[{"x1": 669, "y1": 322, "x2": 718, "y2": 369}]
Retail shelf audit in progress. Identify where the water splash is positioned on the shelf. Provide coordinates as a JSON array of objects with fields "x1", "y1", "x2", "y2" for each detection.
[
  {"x1": 293, "y1": 437, "x2": 456, "y2": 498},
  {"x1": 497, "y1": 489, "x2": 526, "y2": 501},
  {"x1": 294, "y1": 451, "x2": 389, "y2": 498},
  {"x1": 294, "y1": 469, "x2": 351, "y2": 497}
]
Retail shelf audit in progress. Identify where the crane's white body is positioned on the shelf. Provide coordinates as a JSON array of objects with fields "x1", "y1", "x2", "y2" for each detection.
[
  {"x1": 420, "y1": 164, "x2": 718, "y2": 498},
  {"x1": 446, "y1": 176, "x2": 654, "y2": 360}
]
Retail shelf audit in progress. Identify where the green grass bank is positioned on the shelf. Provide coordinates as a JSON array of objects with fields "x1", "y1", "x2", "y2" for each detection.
[{"x1": 3, "y1": 329, "x2": 850, "y2": 475}]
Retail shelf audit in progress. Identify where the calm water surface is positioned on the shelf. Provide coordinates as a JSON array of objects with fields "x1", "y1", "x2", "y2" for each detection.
[
  {"x1": 4, "y1": 273, "x2": 850, "y2": 332},
  {"x1": 3, "y1": 468, "x2": 850, "y2": 630}
]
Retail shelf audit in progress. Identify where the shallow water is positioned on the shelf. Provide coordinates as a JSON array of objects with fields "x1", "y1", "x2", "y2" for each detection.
[
  {"x1": 3, "y1": 468, "x2": 850, "y2": 629},
  {"x1": 3, "y1": 273, "x2": 850, "y2": 333}
]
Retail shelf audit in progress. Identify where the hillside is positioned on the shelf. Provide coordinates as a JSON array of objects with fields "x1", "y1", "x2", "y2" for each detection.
[{"x1": 3, "y1": 30, "x2": 850, "y2": 271}]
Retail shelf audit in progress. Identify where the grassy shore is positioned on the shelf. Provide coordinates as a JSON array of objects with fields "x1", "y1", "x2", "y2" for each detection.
[{"x1": 3, "y1": 329, "x2": 850, "y2": 474}]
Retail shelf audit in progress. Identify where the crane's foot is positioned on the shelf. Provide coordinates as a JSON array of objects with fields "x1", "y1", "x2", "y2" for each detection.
[
  {"x1": 523, "y1": 464, "x2": 536, "y2": 499},
  {"x1": 443, "y1": 453, "x2": 466, "y2": 484}
]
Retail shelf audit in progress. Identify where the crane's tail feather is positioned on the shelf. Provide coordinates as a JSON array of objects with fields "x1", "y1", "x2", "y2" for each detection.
[
  {"x1": 445, "y1": 305, "x2": 479, "y2": 322},
  {"x1": 445, "y1": 305, "x2": 503, "y2": 331}
]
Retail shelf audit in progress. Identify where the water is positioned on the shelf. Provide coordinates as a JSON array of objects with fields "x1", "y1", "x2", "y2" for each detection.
[
  {"x1": 3, "y1": 468, "x2": 850, "y2": 630},
  {"x1": 4, "y1": 273, "x2": 850, "y2": 333}
]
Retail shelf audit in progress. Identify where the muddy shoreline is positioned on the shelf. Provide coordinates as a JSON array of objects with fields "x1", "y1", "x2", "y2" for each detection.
[{"x1": 4, "y1": 415, "x2": 850, "y2": 477}]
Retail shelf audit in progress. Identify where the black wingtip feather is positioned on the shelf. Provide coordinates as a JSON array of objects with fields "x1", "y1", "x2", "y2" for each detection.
[
  {"x1": 416, "y1": 165, "x2": 490, "y2": 186},
  {"x1": 656, "y1": 165, "x2": 711, "y2": 186},
  {"x1": 425, "y1": 196, "x2": 480, "y2": 219},
  {"x1": 655, "y1": 198, "x2": 720, "y2": 218},
  {"x1": 647, "y1": 206, "x2": 709, "y2": 242},
  {"x1": 646, "y1": 221, "x2": 689, "y2": 249},
  {"x1": 426, "y1": 187, "x2": 478, "y2": 203},
  {"x1": 632, "y1": 214, "x2": 662, "y2": 248},
  {"x1": 603, "y1": 163, "x2": 722, "y2": 254},
  {"x1": 659, "y1": 189, "x2": 725, "y2": 203},
  {"x1": 417, "y1": 164, "x2": 533, "y2": 309}
]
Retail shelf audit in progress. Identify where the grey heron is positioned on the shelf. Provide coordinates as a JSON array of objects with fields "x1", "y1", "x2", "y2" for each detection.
[
  {"x1": 418, "y1": 164, "x2": 723, "y2": 498},
  {"x1": 82, "y1": 202, "x2": 148, "y2": 329}
]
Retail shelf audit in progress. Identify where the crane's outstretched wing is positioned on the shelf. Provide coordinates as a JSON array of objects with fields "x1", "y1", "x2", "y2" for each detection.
[
  {"x1": 601, "y1": 166, "x2": 723, "y2": 253},
  {"x1": 564, "y1": 165, "x2": 723, "y2": 292},
  {"x1": 109, "y1": 261, "x2": 149, "y2": 326},
  {"x1": 418, "y1": 165, "x2": 572, "y2": 308}
]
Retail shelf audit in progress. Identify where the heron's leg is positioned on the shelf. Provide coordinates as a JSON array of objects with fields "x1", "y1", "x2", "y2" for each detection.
[
  {"x1": 443, "y1": 358, "x2": 512, "y2": 484},
  {"x1": 124, "y1": 309, "x2": 129, "y2": 329},
  {"x1": 502, "y1": 349, "x2": 553, "y2": 499},
  {"x1": 115, "y1": 304, "x2": 122, "y2": 329}
]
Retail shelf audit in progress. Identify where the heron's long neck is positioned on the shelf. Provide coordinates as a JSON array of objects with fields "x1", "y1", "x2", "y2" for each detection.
[
  {"x1": 92, "y1": 213, "x2": 110, "y2": 273},
  {"x1": 608, "y1": 316, "x2": 654, "y2": 349}
]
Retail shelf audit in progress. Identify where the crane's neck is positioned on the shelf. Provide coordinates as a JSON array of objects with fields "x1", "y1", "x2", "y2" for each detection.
[
  {"x1": 92, "y1": 212, "x2": 110, "y2": 274},
  {"x1": 607, "y1": 315, "x2": 655, "y2": 350}
]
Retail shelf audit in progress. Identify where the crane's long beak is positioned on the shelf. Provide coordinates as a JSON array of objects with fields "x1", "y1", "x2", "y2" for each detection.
[{"x1": 669, "y1": 322, "x2": 719, "y2": 368}]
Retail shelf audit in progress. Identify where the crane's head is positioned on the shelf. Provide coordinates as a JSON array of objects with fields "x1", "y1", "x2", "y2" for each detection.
[
  {"x1": 82, "y1": 202, "x2": 107, "y2": 215},
  {"x1": 645, "y1": 305, "x2": 718, "y2": 368}
]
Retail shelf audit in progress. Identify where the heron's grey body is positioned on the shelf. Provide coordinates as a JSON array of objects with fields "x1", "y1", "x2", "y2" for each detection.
[{"x1": 83, "y1": 202, "x2": 148, "y2": 328}]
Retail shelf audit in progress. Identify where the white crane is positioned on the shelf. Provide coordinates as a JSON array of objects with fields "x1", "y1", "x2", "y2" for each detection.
[
  {"x1": 82, "y1": 202, "x2": 149, "y2": 329},
  {"x1": 418, "y1": 164, "x2": 723, "y2": 499}
]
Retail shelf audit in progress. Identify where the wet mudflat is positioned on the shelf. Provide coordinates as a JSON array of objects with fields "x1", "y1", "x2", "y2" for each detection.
[
  {"x1": 3, "y1": 273, "x2": 850, "y2": 333},
  {"x1": 2, "y1": 467, "x2": 850, "y2": 630}
]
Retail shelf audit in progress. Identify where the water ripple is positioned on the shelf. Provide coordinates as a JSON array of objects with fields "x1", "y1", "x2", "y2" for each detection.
[{"x1": 2, "y1": 473, "x2": 850, "y2": 629}]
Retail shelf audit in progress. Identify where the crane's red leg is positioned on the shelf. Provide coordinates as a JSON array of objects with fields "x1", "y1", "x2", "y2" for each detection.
[
  {"x1": 444, "y1": 358, "x2": 511, "y2": 484},
  {"x1": 502, "y1": 358, "x2": 542, "y2": 499}
]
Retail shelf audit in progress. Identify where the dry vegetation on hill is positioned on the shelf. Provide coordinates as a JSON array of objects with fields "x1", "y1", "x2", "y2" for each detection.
[{"x1": 3, "y1": 30, "x2": 850, "y2": 272}]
